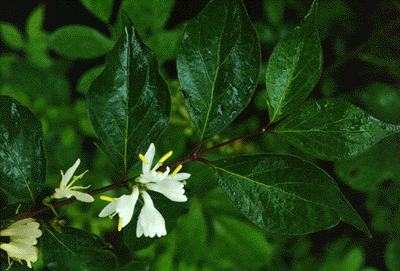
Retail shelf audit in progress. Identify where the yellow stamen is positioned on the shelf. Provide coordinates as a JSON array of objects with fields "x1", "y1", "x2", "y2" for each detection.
[
  {"x1": 15, "y1": 203, "x2": 21, "y2": 214},
  {"x1": 118, "y1": 218, "x2": 122, "y2": 231},
  {"x1": 139, "y1": 154, "x2": 149, "y2": 164},
  {"x1": 171, "y1": 165, "x2": 182, "y2": 178},
  {"x1": 159, "y1": 150, "x2": 173, "y2": 163},
  {"x1": 100, "y1": 196, "x2": 117, "y2": 202}
]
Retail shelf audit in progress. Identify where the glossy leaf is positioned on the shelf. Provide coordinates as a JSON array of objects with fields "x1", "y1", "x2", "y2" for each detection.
[
  {"x1": 266, "y1": 0, "x2": 322, "y2": 122},
  {"x1": 275, "y1": 99, "x2": 400, "y2": 160},
  {"x1": 0, "y1": 23, "x2": 24, "y2": 50},
  {"x1": 0, "y1": 96, "x2": 45, "y2": 204},
  {"x1": 80, "y1": 0, "x2": 114, "y2": 22},
  {"x1": 49, "y1": 25, "x2": 114, "y2": 59},
  {"x1": 87, "y1": 12, "x2": 170, "y2": 172},
  {"x1": 177, "y1": 0, "x2": 260, "y2": 140},
  {"x1": 42, "y1": 226, "x2": 118, "y2": 271},
  {"x1": 212, "y1": 154, "x2": 370, "y2": 235}
]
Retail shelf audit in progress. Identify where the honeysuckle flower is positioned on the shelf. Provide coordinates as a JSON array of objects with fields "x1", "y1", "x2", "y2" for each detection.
[
  {"x1": 99, "y1": 143, "x2": 190, "y2": 236},
  {"x1": 98, "y1": 186, "x2": 140, "y2": 231},
  {"x1": 52, "y1": 158, "x2": 94, "y2": 202},
  {"x1": 0, "y1": 218, "x2": 42, "y2": 269},
  {"x1": 136, "y1": 191, "x2": 166, "y2": 238}
]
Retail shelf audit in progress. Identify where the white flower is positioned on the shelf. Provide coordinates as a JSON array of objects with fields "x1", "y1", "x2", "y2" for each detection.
[
  {"x1": 0, "y1": 218, "x2": 42, "y2": 269},
  {"x1": 136, "y1": 191, "x2": 166, "y2": 238},
  {"x1": 52, "y1": 158, "x2": 94, "y2": 203},
  {"x1": 98, "y1": 187, "x2": 139, "y2": 231},
  {"x1": 99, "y1": 143, "x2": 191, "y2": 237}
]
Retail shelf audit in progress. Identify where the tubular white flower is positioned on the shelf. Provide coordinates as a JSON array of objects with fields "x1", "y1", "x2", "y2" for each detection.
[
  {"x1": 52, "y1": 158, "x2": 94, "y2": 202},
  {"x1": 99, "y1": 186, "x2": 140, "y2": 231},
  {"x1": 136, "y1": 191, "x2": 166, "y2": 238},
  {"x1": 99, "y1": 143, "x2": 191, "y2": 237},
  {"x1": 0, "y1": 218, "x2": 42, "y2": 269}
]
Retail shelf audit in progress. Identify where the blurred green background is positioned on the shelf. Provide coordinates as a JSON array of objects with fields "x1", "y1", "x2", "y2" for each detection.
[{"x1": 1, "y1": 0, "x2": 400, "y2": 270}]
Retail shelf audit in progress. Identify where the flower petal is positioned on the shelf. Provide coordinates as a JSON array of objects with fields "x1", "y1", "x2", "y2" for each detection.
[
  {"x1": 136, "y1": 191, "x2": 166, "y2": 238},
  {"x1": 146, "y1": 179, "x2": 187, "y2": 202},
  {"x1": 98, "y1": 201, "x2": 117, "y2": 217},
  {"x1": 142, "y1": 143, "x2": 155, "y2": 173},
  {"x1": 62, "y1": 159, "x2": 81, "y2": 187},
  {"x1": 116, "y1": 187, "x2": 139, "y2": 228},
  {"x1": 170, "y1": 172, "x2": 191, "y2": 181}
]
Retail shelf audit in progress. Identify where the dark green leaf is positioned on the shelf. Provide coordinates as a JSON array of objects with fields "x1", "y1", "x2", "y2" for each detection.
[
  {"x1": 80, "y1": 0, "x2": 114, "y2": 22},
  {"x1": 87, "y1": 13, "x2": 170, "y2": 172},
  {"x1": 212, "y1": 154, "x2": 370, "y2": 235},
  {"x1": 0, "y1": 96, "x2": 45, "y2": 204},
  {"x1": 266, "y1": 0, "x2": 322, "y2": 122},
  {"x1": 49, "y1": 25, "x2": 114, "y2": 59},
  {"x1": 275, "y1": 99, "x2": 400, "y2": 160},
  {"x1": 42, "y1": 226, "x2": 118, "y2": 271},
  {"x1": 386, "y1": 238, "x2": 400, "y2": 271},
  {"x1": 0, "y1": 23, "x2": 24, "y2": 50},
  {"x1": 123, "y1": 191, "x2": 189, "y2": 252},
  {"x1": 77, "y1": 65, "x2": 105, "y2": 95},
  {"x1": 177, "y1": 0, "x2": 260, "y2": 140}
]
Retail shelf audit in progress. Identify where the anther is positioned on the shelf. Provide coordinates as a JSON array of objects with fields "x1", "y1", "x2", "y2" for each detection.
[
  {"x1": 159, "y1": 150, "x2": 173, "y2": 164},
  {"x1": 171, "y1": 165, "x2": 182, "y2": 178},
  {"x1": 100, "y1": 196, "x2": 117, "y2": 203},
  {"x1": 139, "y1": 154, "x2": 149, "y2": 164}
]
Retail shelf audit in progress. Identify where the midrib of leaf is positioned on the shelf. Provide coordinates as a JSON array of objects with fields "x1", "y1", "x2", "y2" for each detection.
[
  {"x1": 45, "y1": 227, "x2": 77, "y2": 256},
  {"x1": 270, "y1": 42, "x2": 304, "y2": 122},
  {"x1": 200, "y1": 6, "x2": 229, "y2": 140},
  {"x1": 123, "y1": 37, "x2": 131, "y2": 173},
  {"x1": 5, "y1": 140, "x2": 34, "y2": 201}
]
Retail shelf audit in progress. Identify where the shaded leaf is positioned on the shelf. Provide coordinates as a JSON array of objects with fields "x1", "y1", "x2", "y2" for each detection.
[
  {"x1": 80, "y1": 0, "x2": 114, "y2": 22},
  {"x1": 42, "y1": 226, "x2": 118, "y2": 271},
  {"x1": 49, "y1": 25, "x2": 114, "y2": 59},
  {"x1": 0, "y1": 96, "x2": 45, "y2": 204},
  {"x1": 266, "y1": 0, "x2": 322, "y2": 122},
  {"x1": 275, "y1": 99, "x2": 400, "y2": 160},
  {"x1": 87, "y1": 12, "x2": 170, "y2": 172},
  {"x1": 0, "y1": 23, "x2": 24, "y2": 50},
  {"x1": 177, "y1": 0, "x2": 260, "y2": 140},
  {"x1": 212, "y1": 154, "x2": 370, "y2": 235}
]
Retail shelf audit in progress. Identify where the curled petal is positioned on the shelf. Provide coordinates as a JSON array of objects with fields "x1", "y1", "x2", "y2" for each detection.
[
  {"x1": 146, "y1": 179, "x2": 187, "y2": 202},
  {"x1": 98, "y1": 201, "x2": 117, "y2": 217},
  {"x1": 54, "y1": 188, "x2": 94, "y2": 202},
  {"x1": 170, "y1": 172, "x2": 191, "y2": 181},
  {"x1": 136, "y1": 191, "x2": 166, "y2": 238}
]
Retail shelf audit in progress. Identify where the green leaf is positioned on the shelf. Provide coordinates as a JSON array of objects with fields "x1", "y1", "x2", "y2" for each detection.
[
  {"x1": 87, "y1": 12, "x2": 170, "y2": 172},
  {"x1": 77, "y1": 65, "x2": 105, "y2": 95},
  {"x1": 212, "y1": 154, "x2": 370, "y2": 235},
  {"x1": 123, "y1": 191, "x2": 189, "y2": 252},
  {"x1": 275, "y1": 99, "x2": 400, "y2": 160},
  {"x1": 0, "y1": 96, "x2": 45, "y2": 204},
  {"x1": 80, "y1": 0, "x2": 114, "y2": 22},
  {"x1": 386, "y1": 238, "x2": 400, "y2": 271},
  {"x1": 0, "y1": 23, "x2": 24, "y2": 50},
  {"x1": 212, "y1": 215, "x2": 273, "y2": 269},
  {"x1": 335, "y1": 135, "x2": 400, "y2": 192},
  {"x1": 42, "y1": 226, "x2": 118, "y2": 271},
  {"x1": 266, "y1": 0, "x2": 322, "y2": 122},
  {"x1": 177, "y1": 0, "x2": 260, "y2": 140},
  {"x1": 49, "y1": 25, "x2": 114, "y2": 59}
]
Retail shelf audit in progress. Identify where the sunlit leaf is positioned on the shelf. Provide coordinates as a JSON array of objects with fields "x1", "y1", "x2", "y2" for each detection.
[
  {"x1": 266, "y1": 0, "x2": 322, "y2": 122},
  {"x1": 212, "y1": 154, "x2": 370, "y2": 235},
  {"x1": 275, "y1": 99, "x2": 400, "y2": 160},
  {"x1": 87, "y1": 12, "x2": 170, "y2": 172},
  {"x1": 177, "y1": 0, "x2": 260, "y2": 140}
]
